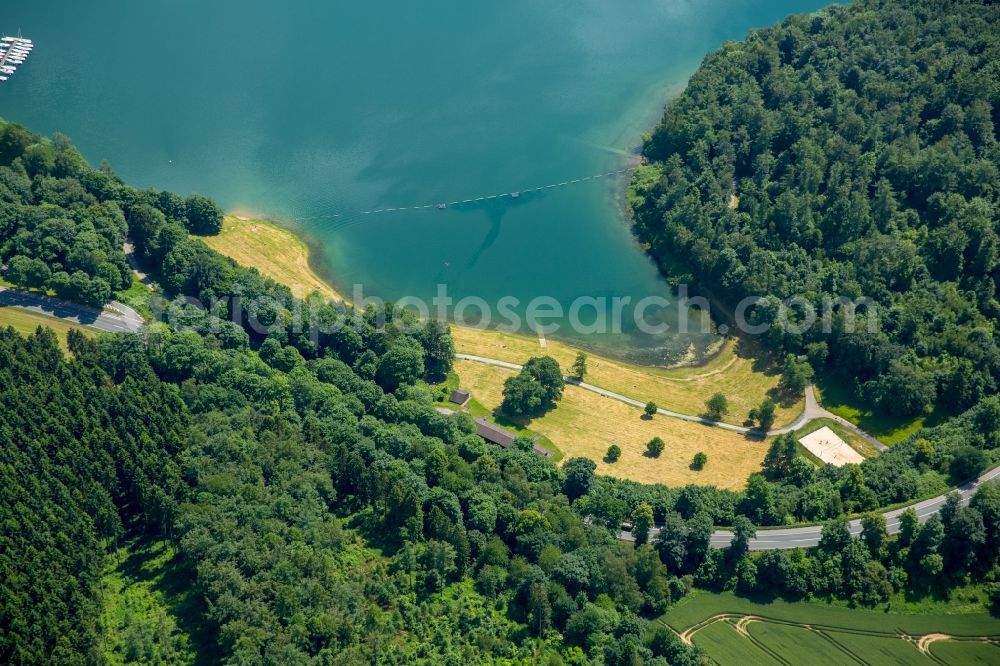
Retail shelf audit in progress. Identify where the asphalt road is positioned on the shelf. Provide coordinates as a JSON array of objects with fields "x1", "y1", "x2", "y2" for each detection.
[
  {"x1": 627, "y1": 464, "x2": 1000, "y2": 550},
  {"x1": 0, "y1": 286, "x2": 143, "y2": 334},
  {"x1": 4, "y1": 295, "x2": 993, "y2": 551},
  {"x1": 454, "y1": 353, "x2": 999, "y2": 551}
]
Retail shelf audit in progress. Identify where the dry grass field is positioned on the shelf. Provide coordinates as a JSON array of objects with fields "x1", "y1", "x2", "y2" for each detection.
[
  {"x1": 0, "y1": 307, "x2": 92, "y2": 351},
  {"x1": 453, "y1": 326, "x2": 802, "y2": 427},
  {"x1": 201, "y1": 213, "x2": 798, "y2": 480},
  {"x1": 197, "y1": 216, "x2": 344, "y2": 301},
  {"x1": 198, "y1": 217, "x2": 801, "y2": 431},
  {"x1": 454, "y1": 359, "x2": 768, "y2": 489}
]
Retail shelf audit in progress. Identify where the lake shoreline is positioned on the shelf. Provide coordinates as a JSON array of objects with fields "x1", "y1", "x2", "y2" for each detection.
[
  {"x1": 199, "y1": 215, "x2": 346, "y2": 302},
  {"x1": 216, "y1": 76, "x2": 733, "y2": 371},
  {"x1": 217, "y1": 210, "x2": 735, "y2": 372}
]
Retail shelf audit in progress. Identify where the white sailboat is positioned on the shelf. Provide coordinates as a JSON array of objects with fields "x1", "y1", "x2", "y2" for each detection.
[{"x1": 0, "y1": 31, "x2": 32, "y2": 82}]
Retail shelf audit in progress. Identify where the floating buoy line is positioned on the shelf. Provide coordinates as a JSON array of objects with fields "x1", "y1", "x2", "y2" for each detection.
[{"x1": 288, "y1": 166, "x2": 633, "y2": 233}]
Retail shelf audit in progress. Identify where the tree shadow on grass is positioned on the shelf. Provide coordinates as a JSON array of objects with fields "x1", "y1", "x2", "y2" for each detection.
[
  {"x1": 492, "y1": 410, "x2": 531, "y2": 429},
  {"x1": 120, "y1": 537, "x2": 223, "y2": 665},
  {"x1": 733, "y1": 336, "x2": 782, "y2": 378},
  {"x1": 423, "y1": 369, "x2": 452, "y2": 386},
  {"x1": 346, "y1": 509, "x2": 403, "y2": 556},
  {"x1": 815, "y1": 373, "x2": 953, "y2": 442},
  {"x1": 733, "y1": 586, "x2": 960, "y2": 615},
  {"x1": 492, "y1": 403, "x2": 557, "y2": 429},
  {"x1": 901, "y1": 585, "x2": 962, "y2": 606},
  {"x1": 766, "y1": 384, "x2": 803, "y2": 410}
]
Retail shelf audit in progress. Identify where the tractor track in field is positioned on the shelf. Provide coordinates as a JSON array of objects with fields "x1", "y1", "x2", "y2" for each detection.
[{"x1": 667, "y1": 613, "x2": 1000, "y2": 666}]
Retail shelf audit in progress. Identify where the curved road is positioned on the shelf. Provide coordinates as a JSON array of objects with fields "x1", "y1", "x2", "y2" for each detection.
[
  {"x1": 0, "y1": 286, "x2": 143, "y2": 334},
  {"x1": 454, "y1": 352, "x2": 997, "y2": 550},
  {"x1": 4, "y1": 304, "x2": 991, "y2": 550},
  {"x1": 700, "y1": 463, "x2": 1000, "y2": 550},
  {"x1": 456, "y1": 353, "x2": 883, "y2": 446}
]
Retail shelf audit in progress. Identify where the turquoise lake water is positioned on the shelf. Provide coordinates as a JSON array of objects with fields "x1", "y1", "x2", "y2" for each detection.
[{"x1": 0, "y1": 0, "x2": 827, "y2": 362}]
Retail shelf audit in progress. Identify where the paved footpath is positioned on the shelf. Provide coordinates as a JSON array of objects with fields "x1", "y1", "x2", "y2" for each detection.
[
  {"x1": 773, "y1": 385, "x2": 887, "y2": 451},
  {"x1": 456, "y1": 353, "x2": 882, "y2": 445},
  {"x1": 454, "y1": 353, "x2": 998, "y2": 551}
]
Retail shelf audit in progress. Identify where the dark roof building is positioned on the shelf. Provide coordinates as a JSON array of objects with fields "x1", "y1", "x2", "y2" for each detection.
[
  {"x1": 449, "y1": 389, "x2": 471, "y2": 406},
  {"x1": 475, "y1": 417, "x2": 516, "y2": 448},
  {"x1": 473, "y1": 417, "x2": 554, "y2": 458},
  {"x1": 532, "y1": 443, "x2": 554, "y2": 458}
]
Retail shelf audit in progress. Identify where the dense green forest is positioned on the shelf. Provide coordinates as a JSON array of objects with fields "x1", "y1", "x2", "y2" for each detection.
[
  {"x1": 0, "y1": 120, "x2": 998, "y2": 664},
  {"x1": 624, "y1": 0, "x2": 1000, "y2": 527},
  {"x1": 0, "y1": 120, "x2": 708, "y2": 664},
  {"x1": 0, "y1": 125, "x2": 222, "y2": 306},
  {"x1": 632, "y1": 0, "x2": 1000, "y2": 418},
  {"x1": 0, "y1": 327, "x2": 186, "y2": 663},
  {"x1": 4, "y1": 310, "x2": 999, "y2": 663},
  {"x1": 4, "y1": 0, "x2": 1000, "y2": 662}
]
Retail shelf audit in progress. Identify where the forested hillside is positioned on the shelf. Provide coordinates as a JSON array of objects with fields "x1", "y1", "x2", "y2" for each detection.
[
  {"x1": 5, "y1": 310, "x2": 1000, "y2": 664},
  {"x1": 0, "y1": 129, "x2": 129, "y2": 305},
  {"x1": 1, "y1": 118, "x2": 998, "y2": 664},
  {"x1": 0, "y1": 124, "x2": 223, "y2": 306},
  {"x1": 4, "y1": 0, "x2": 1000, "y2": 658},
  {"x1": 632, "y1": 0, "x2": 1000, "y2": 418},
  {"x1": 0, "y1": 120, "x2": 706, "y2": 663},
  {"x1": 0, "y1": 328, "x2": 186, "y2": 664}
]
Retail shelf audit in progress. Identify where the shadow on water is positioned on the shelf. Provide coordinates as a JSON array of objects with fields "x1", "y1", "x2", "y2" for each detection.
[{"x1": 461, "y1": 192, "x2": 534, "y2": 269}]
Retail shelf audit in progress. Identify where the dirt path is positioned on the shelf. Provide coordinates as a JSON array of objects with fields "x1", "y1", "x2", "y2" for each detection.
[
  {"x1": 654, "y1": 353, "x2": 739, "y2": 383},
  {"x1": 917, "y1": 633, "x2": 951, "y2": 654},
  {"x1": 734, "y1": 615, "x2": 760, "y2": 637},
  {"x1": 676, "y1": 612, "x2": 997, "y2": 662},
  {"x1": 676, "y1": 613, "x2": 737, "y2": 645},
  {"x1": 123, "y1": 240, "x2": 155, "y2": 289}
]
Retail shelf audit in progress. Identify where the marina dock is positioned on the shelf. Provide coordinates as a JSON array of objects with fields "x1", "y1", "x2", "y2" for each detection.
[{"x1": 0, "y1": 35, "x2": 33, "y2": 84}]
